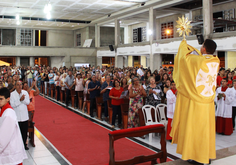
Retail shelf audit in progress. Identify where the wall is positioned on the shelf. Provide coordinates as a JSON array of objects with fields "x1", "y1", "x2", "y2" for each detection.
[
  {"x1": 50, "y1": 56, "x2": 65, "y2": 68},
  {"x1": 141, "y1": 56, "x2": 146, "y2": 68},
  {"x1": 75, "y1": 27, "x2": 89, "y2": 47},
  {"x1": 100, "y1": 27, "x2": 124, "y2": 47},
  {"x1": 47, "y1": 30, "x2": 74, "y2": 47},
  {"x1": 227, "y1": 51, "x2": 236, "y2": 70},
  {"x1": 128, "y1": 56, "x2": 133, "y2": 67}
]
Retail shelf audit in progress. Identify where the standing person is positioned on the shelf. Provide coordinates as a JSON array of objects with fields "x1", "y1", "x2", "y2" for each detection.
[
  {"x1": 74, "y1": 73, "x2": 84, "y2": 109},
  {"x1": 64, "y1": 70, "x2": 75, "y2": 107},
  {"x1": 10, "y1": 81, "x2": 30, "y2": 150},
  {"x1": 23, "y1": 81, "x2": 39, "y2": 122},
  {"x1": 166, "y1": 81, "x2": 177, "y2": 141},
  {"x1": 109, "y1": 80, "x2": 124, "y2": 128},
  {"x1": 217, "y1": 68, "x2": 225, "y2": 88},
  {"x1": 128, "y1": 77, "x2": 147, "y2": 128},
  {"x1": 145, "y1": 77, "x2": 163, "y2": 107},
  {"x1": 0, "y1": 87, "x2": 28, "y2": 165},
  {"x1": 43, "y1": 70, "x2": 49, "y2": 95},
  {"x1": 170, "y1": 39, "x2": 220, "y2": 164},
  {"x1": 226, "y1": 72, "x2": 233, "y2": 87},
  {"x1": 88, "y1": 75, "x2": 101, "y2": 117},
  {"x1": 232, "y1": 80, "x2": 236, "y2": 130},
  {"x1": 54, "y1": 72, "x2": 61, "y2": 101},
  {"x1": 48, "y1": 69, "x2": 55, "y2": 96},
  {"x1": 215, "y1": 78, "x2": 234, "y2": 135},
  {"x1": 101, "y1": 75, "x2": 113, "y2": 121},
  {"x1": 137, "y1": 65, "x2": 144, "y2": 81},
  {"x1": 26, "y1": 67, "x2": 34, "y2": 87}
]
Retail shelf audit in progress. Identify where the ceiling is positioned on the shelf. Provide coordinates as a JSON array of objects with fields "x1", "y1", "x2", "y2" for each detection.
[
  {"x1": 0, "y1": 0, "x2": 151, "y2": 29},
  {"x1": 0, "y1": 0, "x2": 197, "y2": 30}
]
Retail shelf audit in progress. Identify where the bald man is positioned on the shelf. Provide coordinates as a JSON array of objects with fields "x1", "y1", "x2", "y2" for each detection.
[{"x1": 10, "y1": 81, "x2": 30, "y2": 150}]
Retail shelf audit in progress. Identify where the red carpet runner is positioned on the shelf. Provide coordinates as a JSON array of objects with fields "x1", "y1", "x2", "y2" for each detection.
[{"x1": 35, "y1": 96, "x2": 171, "y2": 165}]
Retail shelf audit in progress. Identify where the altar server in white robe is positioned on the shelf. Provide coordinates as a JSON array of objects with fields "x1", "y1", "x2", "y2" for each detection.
[
  {"x1": 215, "y1": 78, "x2": 234, "y2": 135},
  {"x1": 0, "y1": 87, "x2": 27, "y2": 165},
  {"x1": 166, "y1": 81, "x2": 177, "y2": 141}
]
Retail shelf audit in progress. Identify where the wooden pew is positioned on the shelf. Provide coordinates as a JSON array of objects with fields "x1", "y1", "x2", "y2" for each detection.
[
  {"x1": 47, "y1": 82, "x2": 50, "y2": 96},
  {"x1": 86, "y1": 94, "x2": 90, "y2": 115},
  {"x1": 60, "y1": 89, "x2": 65, "y2": 103},
  {"x1": 107, "y1": 99, "x2": 113, "y2": 124},
  {"x1": 78, "y1": 91, "x2": 84, "y2": 110},
  {"x1": 96, "y1": 95, "x2": 103, "y2": 120},
  {"x1": 120, "y1": 99, "x2": 129, "y2": 129},
  {"x1": 71, "y1": 89, "x2": 76, "y2": 108},
  {"x1": 50, "y1": 84, "x2": 54, "y2": 98},
  {"x1": 108, "y1": 124, "x2": 167, "y2": 165}
]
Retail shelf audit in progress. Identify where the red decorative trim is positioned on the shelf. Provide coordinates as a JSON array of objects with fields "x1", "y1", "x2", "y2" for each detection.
[{"x1": 0, "y1": 103, "x2": 12, "y2": 117}]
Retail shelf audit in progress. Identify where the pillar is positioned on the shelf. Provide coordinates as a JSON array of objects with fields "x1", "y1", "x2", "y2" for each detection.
[
  {"x1": 203, "y1": 0, "x2": 213, "y2": 39},
  {"x1": 29, "y1": 57, "x2": 35, "y2": 67},
  {"x1": 154, "y1": 54, "x2": 162, "y2": 71},
  {"x1": 33, "y1": 30, "x2": 35, "y2": 46},
  {"x1": 16, "y1": 57, "x2": 20, "y2": 66},
  {"x1": 149, "y1": 7, "x2": 156, "y2": 71},
  {"x1": 128, "y1": 56, "x2": 133, "y2": 67},
  {"x1": 123, "y1": 56, "x2": 128, "y2": 67},
  {"x1": 95, "y1": 24, "x2": 100, "y2": 47},
  {"x1": 97, "y1": 57, "x2": 102, "y2": 67},
  {"x1": 115, "y1": 19, "x2": 123, "y2": 68}
]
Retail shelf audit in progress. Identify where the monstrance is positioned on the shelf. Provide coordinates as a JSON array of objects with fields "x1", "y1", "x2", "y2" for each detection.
[{"x1": 176, "y1": 15, "x2": 192, "y2": 40}]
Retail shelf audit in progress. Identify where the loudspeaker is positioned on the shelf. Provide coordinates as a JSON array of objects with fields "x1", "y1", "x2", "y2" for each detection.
[
  {"x1": 196, "y1": 34, "x2": 204, "y2": 45},
  {"x1": 109, "y1": 45, "x2": 114, "y2": 51}
]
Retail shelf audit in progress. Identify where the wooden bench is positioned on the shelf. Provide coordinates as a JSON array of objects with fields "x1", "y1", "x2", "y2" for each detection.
[
  {"x1": 107, "y1": 99, "x2": 113, "y2": 124},
  {"x1": 71, "y1": 89, "x2": 76, "y2": 108},
  {"x1": 96, "y1": 95, "x2": 104, "y2": 120},
  {"x1": 60, "y1": 89, "x2": 65, "y2": 103},
  {"x1": 86, "y1": 94, "x2": 90, "y2": 115},
  {"x1": 50, "y1": 84, "x2": 54, "y2": 98},
  {"x1": 108, "y1": 124, "x2": 167, "y2": 165},
  {"x1": 78, "y1": 91, "x2": 84, "y2": 110},
  {"x1": 47, "y1": 82, "x2": 50, "y2": 96},
  {"x1": 120, "y1": 99, "x2": 129, "y2": 129}
]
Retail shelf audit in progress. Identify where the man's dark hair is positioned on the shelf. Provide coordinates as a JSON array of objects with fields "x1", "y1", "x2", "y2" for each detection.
[
  {"x1": 219, "y1": 67, "x2": 225, "y2": 72},
  {"x1": 0, "y1": 87, "x2": 10, "y2": 99},
  {"x1": 222, "y1": 78, "x2": 228, "y2": 82},
  {"x1": 203, "y1": 39, "x2": 217, "y2": 54}
]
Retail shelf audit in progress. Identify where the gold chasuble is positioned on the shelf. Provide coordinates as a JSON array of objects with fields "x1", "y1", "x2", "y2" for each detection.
[{"x1": 170, "y1": 40, "x2": 220, "y2": 164}]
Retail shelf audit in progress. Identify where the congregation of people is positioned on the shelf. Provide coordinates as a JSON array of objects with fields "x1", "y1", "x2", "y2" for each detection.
[{"x1": 0, "y1": 64, "x2": 235, "y2": 146}]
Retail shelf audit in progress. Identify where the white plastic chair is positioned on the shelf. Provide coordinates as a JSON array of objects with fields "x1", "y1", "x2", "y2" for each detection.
[
  {"x1": 142, "y1": 105, "x2": 160, "y2": 143},
  {"x1": 156, "y1": 104, "x2": 168, "y2": 129}
]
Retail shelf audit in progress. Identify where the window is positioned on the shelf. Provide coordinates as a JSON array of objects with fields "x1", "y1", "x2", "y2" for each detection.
[
  {"x1": 20, "y1": 29, "x2": 33, "y2": 46},
  {"x1": 133, "y1": 27, "x2": 146, "y2": 43},
  {"x1": 2, "y1": 29, "x2": 16, "y2": 45},
  {"x1": 76, "y1": 34, "x2": 81, "y2": 46},
  {"x1": 161, "y1": 22, "x2": 174, "y2": 39}
]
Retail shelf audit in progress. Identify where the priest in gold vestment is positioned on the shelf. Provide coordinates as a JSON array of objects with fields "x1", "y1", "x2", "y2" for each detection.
[{"x1": 170, "y1": 39, "x2": 220, "y2": 164}]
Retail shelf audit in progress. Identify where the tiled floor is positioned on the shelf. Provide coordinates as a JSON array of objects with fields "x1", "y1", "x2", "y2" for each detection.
[{"x1": 27, "y1": 95, "x2": 235, "y2": 165}]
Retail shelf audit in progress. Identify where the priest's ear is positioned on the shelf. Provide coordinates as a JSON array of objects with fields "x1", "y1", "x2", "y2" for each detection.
[{"x1": 200, "y1": 44, "x2": 207, "y2": 54}]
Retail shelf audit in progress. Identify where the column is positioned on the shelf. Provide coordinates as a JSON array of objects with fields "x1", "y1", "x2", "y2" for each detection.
[
  {"x1": 128, "y1": 56, "x2": 133, "y2": 67},
  {"x1": 154, "y1": 54, "x2": 162, "y2": 71},
  {"x1": 96, "y1": 57, "x2": 102, "y2": 67},
  {"x1": 149, "y1": 7, "x2": 156, "y2": 71},
  {"x1": 124, "y1": 26, "x2": 129, "y2": 44},
  {"x1": 123, "y1": 56, "x2": 128, "y2": 67},
  {"x1": 203, "y1": 0, "x2": 213, "y2": 39},
  {"x1": 33, "y1": 30, "x2": 35, "y2": 46},
  {"x1": 29, "y1": 57, "x2": 35, "y2": 67},
  {"x1": 115, "y1": 19, "x2": 123, "y2": 68},
  {"x1": 16, "y1": 57, "x2": 20, "y2": 66},
  {"x1": 95, "y1": 24, "x2": 100, "y2": 47}
]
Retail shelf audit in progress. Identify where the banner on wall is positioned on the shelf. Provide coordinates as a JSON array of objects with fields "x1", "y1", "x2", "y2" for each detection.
[{"x1": 83, "y1": 39, "x2": 93, "y2": 47}]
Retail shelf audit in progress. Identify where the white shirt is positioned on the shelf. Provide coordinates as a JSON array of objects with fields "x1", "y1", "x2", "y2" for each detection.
[
  {"x1": 215, "y1": 87, "x2": 234, "y2": 118},
  {"x1": 232, "y1": 88, "x2": 236, "y2": 107},
  {"x1": 137, "y1": 68, "x2": 144, "y2": 76},
  {"x1": 0, "y1": 107, "x2": 28, "y2": 164},
  {"x1": 166, "y1": 89, "x2": 176, "y2": 119},
  {"x1": 10, "y1": 90, "x2": 30, "y2": 122}
]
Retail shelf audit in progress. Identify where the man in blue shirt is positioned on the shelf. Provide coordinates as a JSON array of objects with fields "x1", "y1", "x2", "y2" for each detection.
[
  {"x1": 88, "y1": 75, "x2": 101, "y2": 117},
  {"x1": 64, "y1": 70, "x2": 75, "y2": 107},
  {"x1": 100, "y1": 75, "x2": 113, "y2": 121}
]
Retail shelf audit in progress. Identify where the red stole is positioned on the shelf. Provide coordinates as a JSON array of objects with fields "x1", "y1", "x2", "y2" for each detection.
[
  {"x1": 221, "y1": 86, "x2": 228, "y2": 92},
  {"x1": 171, "y1": 89, "x2": 177, "y2": 95},
  {"x1": 0, "y1": 103, "x2": 12, "y2": 117}
]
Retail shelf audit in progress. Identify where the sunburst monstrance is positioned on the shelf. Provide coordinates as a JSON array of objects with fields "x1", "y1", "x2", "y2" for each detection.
[{"x1": 176, "y1": 15, "x2": 192, "y2": 40}]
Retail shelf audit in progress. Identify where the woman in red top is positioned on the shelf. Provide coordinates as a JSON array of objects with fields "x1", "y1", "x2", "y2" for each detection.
[
  {"x1": 109, "y1": 79, "x2": 124, "y2": 128},
  {"x1": 226, "y1": 72, "x2": 233, "y2": 87}
]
